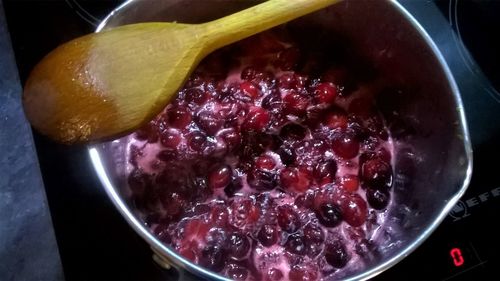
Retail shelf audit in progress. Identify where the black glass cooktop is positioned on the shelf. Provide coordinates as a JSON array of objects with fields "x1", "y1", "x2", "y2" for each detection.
[{"x1": 3, "y1": 0, "x2": 500, "y2": 280}]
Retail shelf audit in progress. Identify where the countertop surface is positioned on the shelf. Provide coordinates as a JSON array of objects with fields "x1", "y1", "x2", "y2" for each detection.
[{"x1": 0, "y1": 1, "x2": 63, "y2": 280}]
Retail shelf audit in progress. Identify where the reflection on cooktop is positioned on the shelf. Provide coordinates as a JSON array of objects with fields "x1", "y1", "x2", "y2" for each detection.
[{"x1": 436, "y1": 0, "x2": 500, "y2": 102}]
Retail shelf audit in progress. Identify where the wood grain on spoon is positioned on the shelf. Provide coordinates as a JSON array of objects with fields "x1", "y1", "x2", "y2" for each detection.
[{"x1": 23, "y1": 0, "x2": 341, "y2": 144}]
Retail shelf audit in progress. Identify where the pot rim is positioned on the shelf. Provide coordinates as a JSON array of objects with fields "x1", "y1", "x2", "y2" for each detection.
[{"x1": 89, "y1": 0, "x2": 473, "y2": 280}]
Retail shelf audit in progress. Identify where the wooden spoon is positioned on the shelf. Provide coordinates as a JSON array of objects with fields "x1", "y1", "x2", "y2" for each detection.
[{"x1": 23, "y1": 0, "x2": 341, "y2": 144}]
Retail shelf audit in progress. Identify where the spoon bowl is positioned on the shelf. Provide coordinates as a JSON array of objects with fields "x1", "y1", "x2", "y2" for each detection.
[{"x1": 22, "y1": 0, "x2": 340, "y2": 144}]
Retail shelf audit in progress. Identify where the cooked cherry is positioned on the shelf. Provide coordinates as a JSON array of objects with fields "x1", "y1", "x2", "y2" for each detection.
[
  {"x1": 277, "y1": 205, "x2": 301, "y2": 233},
  {"x1": 303, "y1": 223, "x2": 325, "y2": 257},
  {"x1": 323, "y1": 111, "x2": 348, "y2": 129},
  {"x1": 206, "y1": 228, "x2": 228, "y2": 247},
  {"x1": 257, "y1": 224, "x2": 279, "y2": 247},
  {"x1": 227, "y1": 232, "x2": 250, "y2": 259},
  {"x1": 230, "y1": 198, "x2": 261, "y2": 228},
  {"x1": 200, "y1": 245, "x2": 225, "y2": 272},
  {"x1": 262, "y1": 90, "x2": 283, "y2": 113},
  {"x1": 241, "y1": 66, "x2": 258, "y2": 80},
  {"x1": 178, "y1": 240, "x2": 199, "y2": 262},
  {"x1": 288, "y1": 264, "x2": 318, "y2": 281},
  {"x1": 219, "y1": 102, "x2": 245, "y2": 125},
  {"x1": 366, "y1": 188, "x2": 390, "y2": 210},
  {"x1": 315, "y1": 203, "x2": 342, "y2": 228},
  {"x1": 325, "y1": 239, "x2": 350, "y2": 268},
  {"x1": 226, "y1": 263, "x2": 249, "y2": 281},
  {"x1": 157, "y1": 149, "x2": 177, "y2": 162},
  {"x1": 188, "y1": 131, "x2": 208, "y2": 152},
  {"x1": 243, "y1": 107, "x2": 270, "y2": 132},
  {"x1": 218, "y1": 128, "x2": 241, "y2": 151},
  {"x1": 210, "y1": 205, "x2": 229, "y2": 226},
  {"x1": 280, "y1": 167, "x2": 311, "y2": 193},
  {"x1": 254, "y1": 70, "x2": 276, "y2": 87},
  {"x1": 196, "y1": 109, "x2": 225, "y2": 135},
  {"x1": 340, "y1": 194, "x2": 368, "y2": 227},
  {"x1": 240, "y1": 81, "x2": 260, "y2": 100},
  {"x1": 248, "y1": 169, "x2": 277, "y2": 191},
  {"x1": 314, "y1": 82, "x2": 338, "y2": 104},
  {"x1": 255, "y1": 154, "x2": 277, "y2": 170},
  {"x1": 375, "y1": 147, "x2": 392, "y2": 163},
  {"x1": 339, "y1": 175, "x2": 359, "y2": 192},
  {"x1": 189, "y1": 204, "x2": 211, "y2": 217},
  {"x1": 135, "y1": 121, "x2": 159, "y2": 143},
  {"x1": 184, "y1": 219, "x2": 210, "y2": 240},
  {"x1": 279, "y1": 73, "x2": 308, "y2": 90},
  {"x1": 283, "y1": 91, "x2": 310, "y2": 116},
  {"x1": 314, "y1": 159, "x2": 337, "y2": 180},
  {"x1": 279, "y1": 73, "x2": 299, "y2": 89},
  {"x1": 159, "y1": 130, "x2": 181, "y2": 149},
  {"x1": 285, "y1": 233, "x2": 306, "y2": 255},
  {"x1": 184, "y1": 88, "x2": 208, "y2": 104},
  {"x1": 361, "y1": 157, "x2": 393, "y2": 190},
  {"x1": 295, "y1": 191, "x2": 314, "y2": 209},
  {"x1": 347, "y1": 120, "x2": 368, "y2": 141},
  {"x1": 162, "y1": 192, "x2": 186, "y2": 219},
  {"x1": 208, "y1": 165, "x2": 232, "y2": 189},
  {"x1": 332, "y1": 131, "x2": 360, "y2": 159},
  {"x1": 167, "y1": 105, "x2": 192, "y2": 129}
]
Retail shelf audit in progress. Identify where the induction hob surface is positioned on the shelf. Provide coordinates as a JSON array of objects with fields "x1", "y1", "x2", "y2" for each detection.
[{"x1": 3, "y1": 0, "x2": 500, "y2": 280}]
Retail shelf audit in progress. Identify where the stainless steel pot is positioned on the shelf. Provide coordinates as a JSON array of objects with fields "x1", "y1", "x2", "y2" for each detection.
[{"x1": 89, "y1": 0, "x2": 472, "y2": 280}]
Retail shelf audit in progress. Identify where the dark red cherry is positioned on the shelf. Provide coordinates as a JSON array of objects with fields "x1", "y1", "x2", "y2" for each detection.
[
  {"x1": 255, "y1": 154, "x2": 277, "y2": 171},
  {"x1": 277, "y1": 205, "x2": 301, "y2": 233},
  {"x1": 257, "y1": 224, "x2": 279, "y2": 247},
  {"x1": 243, "y1": 107, "x2": 270, "y2": 132},
  {"x1": 227, "y1": 232, "x2": 250, "y2": 259},
  {"x1": 314, "y1": 82, "x2": 338, "y2": 104},
  {"x1": 340, "y1": 194, "x2": 368, "y2": 227},
  {"x1": 361, "y1": 157, "x2": 393, "y2": 190},
  {"x1": 248, "y1": 169, "x2": 277, "y2": 191},
  {"x1": 280, "y1": 167, "x2": 311, "y2": 193},
  {"x1": 315, "y1": 203, "x2": 342, "y2": 228},
  {"x1": 285, "y1": 233, "x2": 306, "y2": 255},
  {"x1": 332, "y1": 131, "x2": 360, "y2": 159},
  {"x1": 283, "y1": 91, "x2": 310, "y2": 116},
  {"x1": 325, "y1": 239, "x2": 350, "y2": 268},
  {"x1": 200, "y1": 245, "x2": 225, "y2": 272},
  {"x1": 167, "y1": 105, "x2": 192, "y2": 129},
  {"x1": 288, "y1": 264, "x2": 318, "y2": 281},
  {"x1": 314, "y1": 159, "x2": 337, "y2": 180},
  {"x1": 366, "y1": 188, "x2": 390, "y2": 210},
  {"x1": 208, "y1": 165, "x2": 232, "y2": 189}
]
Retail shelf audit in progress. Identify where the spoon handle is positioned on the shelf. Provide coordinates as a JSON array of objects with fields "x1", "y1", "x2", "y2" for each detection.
[{"x1": 201, "y1": 0, "x2": 342, "y2": 52}]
